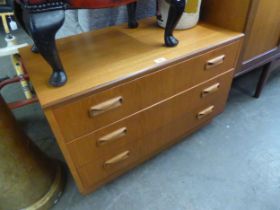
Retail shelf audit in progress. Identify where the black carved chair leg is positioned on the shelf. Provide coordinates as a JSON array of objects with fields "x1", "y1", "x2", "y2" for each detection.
[
  {"x1": 127, "y1": 2, "x2": 138, "y2": 28},
  {"x1": 22, "y1": 10, "x2": 67, "y2": 87},
  {"x1": 164, "y1": 0, "x2": 185, "y2": 47}
]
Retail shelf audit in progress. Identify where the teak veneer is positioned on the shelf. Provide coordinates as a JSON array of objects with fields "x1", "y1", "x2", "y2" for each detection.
[
  {"x1": 20, "y1": 18, "x2": 242, "y2": 108},
  {"x1": 20, "y1": 17, "x2": 244, "y2": 194}
]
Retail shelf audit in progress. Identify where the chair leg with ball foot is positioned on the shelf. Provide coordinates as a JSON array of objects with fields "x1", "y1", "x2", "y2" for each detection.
[
  {"x1": 165, "y1": 0, "x2": 185, "y2": 47},
  {"x1": 21, "y1": 9, "x2": 67, "y2": 87},
  {"x1": 14, "y1": 0, "x2": 186, "y2": 87}
]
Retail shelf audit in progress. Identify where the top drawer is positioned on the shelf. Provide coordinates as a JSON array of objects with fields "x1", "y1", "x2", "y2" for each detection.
[{"x1": 52, "y1": 41, "x2": 240, "y2": 142}]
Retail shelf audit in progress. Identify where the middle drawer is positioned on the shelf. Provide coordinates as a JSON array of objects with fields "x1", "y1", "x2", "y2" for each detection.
[{"x1": 54, "y1": 41, "x2": 239, "y2": 142}]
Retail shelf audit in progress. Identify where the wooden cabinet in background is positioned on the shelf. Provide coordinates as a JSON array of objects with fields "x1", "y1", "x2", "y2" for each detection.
[
  {"x1": 202, "y1": 0, "x2": 280, "y2": 97},
  {"x1": 241, "y1": 0, "x2": 280, "y2": 66}
]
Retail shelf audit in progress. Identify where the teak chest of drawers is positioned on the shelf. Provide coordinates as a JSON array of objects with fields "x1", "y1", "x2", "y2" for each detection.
[{"x1": 20, "y1": 18, "x2": 244, "y2": 194}]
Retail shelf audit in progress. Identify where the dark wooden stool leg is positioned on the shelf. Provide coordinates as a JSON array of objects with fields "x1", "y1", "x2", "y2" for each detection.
[
  {"x1": 127, "y1": 2, "x2": 138, "y2": 28},
  {"x1": 22, "y1": 9, "x2": 67, "y2": 87},
  {"x1": 254, "y1": 62, "x2": 274, "y2": 98},
  {"x1": 164, "y1": 0, "x2": 185, "y2": 47}
]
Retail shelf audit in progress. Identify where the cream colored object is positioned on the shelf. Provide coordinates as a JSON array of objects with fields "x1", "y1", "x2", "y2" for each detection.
[
  {"x1": 157, "y1": 0, "x2": 202, "y2": 30},
  {"x1": 0, "y1": 35, "x2": 28, "y2": 57}
]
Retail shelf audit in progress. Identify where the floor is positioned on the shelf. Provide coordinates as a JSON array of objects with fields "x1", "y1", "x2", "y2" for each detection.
[{"x1": 1, "y1": 28, "x2": 280, "y2": 210}]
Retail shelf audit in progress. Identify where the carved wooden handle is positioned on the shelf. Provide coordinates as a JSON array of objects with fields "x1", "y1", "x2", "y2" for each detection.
[
  {"x1": 205, "y1": 55, "x2": 225, "y2": 69},
  {"x1": 197, "y1": 105, "x2": 215, "y2": 119},
  {"x1": 201, "y1": 83, "x2": 220, "y2": 97},
  {"x1": 104, "y1": 151, "x2": 130, "y2": 168},
  {"x1": 89, "y1": 96, "x2": 123, "y2": 117},
  {"x1": 97, "y1": 127, "x2": 127, "y2": 146}
]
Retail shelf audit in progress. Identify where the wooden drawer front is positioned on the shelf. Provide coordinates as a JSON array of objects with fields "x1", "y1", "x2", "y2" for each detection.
[
  {"x1": 77, "y1": 119, "x2": 189, "y2": 190},
  {"x1": 68, "y1": 70, "x2": 234, "y2": 167},
  {"x1": 67, "y1": 88, "x2": 194, "y2": 167},
  {"x1": 54, "y1": 41, "x2": 240, "y2": 142},
  {"x1": 76, "y1": 71, "x2": 233, "y2": 189},
  {"x1": 67, "y1": 70, "x2": 234, "y2": 188}
]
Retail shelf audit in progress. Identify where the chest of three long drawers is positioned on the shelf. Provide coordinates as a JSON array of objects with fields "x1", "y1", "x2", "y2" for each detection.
[
  {"x1": 42, "y1": 40, "x2": 242, "y2": 194},
  {"x1": 19, "y1": 17, "x2": 244, "y2": 195}
]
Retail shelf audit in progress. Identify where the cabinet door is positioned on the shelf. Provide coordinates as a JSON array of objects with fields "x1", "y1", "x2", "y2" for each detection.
[{"x1": 242, "y1": 0, "x2": 280, "y2": 62}]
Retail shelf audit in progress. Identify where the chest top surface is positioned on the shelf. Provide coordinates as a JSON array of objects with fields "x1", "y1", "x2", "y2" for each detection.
[{"x1": 20, "y1": 17, "x2": 243, "y2": 108}]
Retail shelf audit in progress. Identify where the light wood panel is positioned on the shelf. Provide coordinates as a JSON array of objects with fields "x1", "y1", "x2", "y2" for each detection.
[
  {"x1": 19, "y1": 17, "x2": 242, "y2": 108},
  {"x1": 201, "y1": 0, "x2": 251, "y2": 32},
  {"x1": 242, "y1": 0, "x2": 280, "y2": 61},
  {"x1": 53, "y1": 41, "x2": 240, "y2": 142}
]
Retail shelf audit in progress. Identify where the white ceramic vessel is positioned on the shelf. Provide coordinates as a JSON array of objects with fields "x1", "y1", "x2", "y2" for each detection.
[{"x1": 157, "y1": 0, "x2": 202, "y2": 30}]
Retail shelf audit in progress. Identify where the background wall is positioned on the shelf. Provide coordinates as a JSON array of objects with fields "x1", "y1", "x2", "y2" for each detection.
[{"x1": 57, "y1": 0, "x2": 156, "y2": 38}]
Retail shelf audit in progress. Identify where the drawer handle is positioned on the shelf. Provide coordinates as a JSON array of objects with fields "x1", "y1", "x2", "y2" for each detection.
[
  {"x1": 97, "y1": 127, "x2": 127, "y2": 146},
  {"x1": 205, "y1": 55, "x2": 225, "y2": 69},
  {"x1": 104, "y1": 151, "x2": 130, "y2": 168},
  {"x1": 89, "y1": 96, "x2": 123, "y2": 117},
  {"x1": 197, "y1": 105, "x2": 215, "y2": 119},
  {"x1": 201, "y1": 83, "x2": 220, "y2": 97}
]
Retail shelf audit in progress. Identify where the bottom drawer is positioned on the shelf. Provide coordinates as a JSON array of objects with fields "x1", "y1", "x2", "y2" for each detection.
[{"x1": 70, "y1": 70, "x2": 234, "y2": 191}]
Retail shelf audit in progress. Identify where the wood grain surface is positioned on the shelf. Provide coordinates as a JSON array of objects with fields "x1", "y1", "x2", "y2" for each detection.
[
  {"x1": 20, "y1": 17, "x2": 242, "y2": 108},
  {"x1": 201, "y1": 0, "x2": 251, "y2": 32},
  {"x1": 242, "y1": 0, "x2": 280, "y2": 61},
  {"x1": 52, "y1": 41, "x2": 241, "y2": 142},
  {"x1": 76, "y1": 70, "x2": 234, "y2": 191}
]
